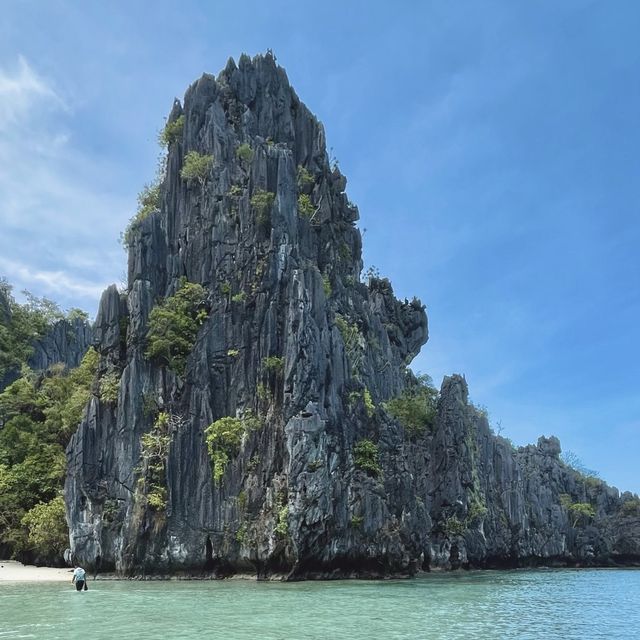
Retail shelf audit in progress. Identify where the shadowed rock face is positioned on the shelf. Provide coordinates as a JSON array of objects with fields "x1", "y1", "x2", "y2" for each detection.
[
  {"x1": 29, "y1": 318, "x2": 93, "y2": 373},
  {"x1": 0, "y1": 287, "x2": 93, "y2": 391},
  {"x1": 65, "y1": 53, "x2": 639, "y2": 578}
]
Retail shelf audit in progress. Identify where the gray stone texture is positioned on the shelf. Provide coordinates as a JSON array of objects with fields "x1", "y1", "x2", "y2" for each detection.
[
  {"x1": 65, "y1": 53, "x2": 639, "y2": 577},
  {"x1": 0, "y1": 287, "x2": 93, "y2": 391},
  {"x1": 29, "y1": 318, "x2": 93, "y2": 372}
]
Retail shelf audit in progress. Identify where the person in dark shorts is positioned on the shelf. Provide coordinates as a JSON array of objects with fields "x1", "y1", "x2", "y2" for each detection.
[{"x1": 72, "y1": 565, "x2": 88, "y2": 591}]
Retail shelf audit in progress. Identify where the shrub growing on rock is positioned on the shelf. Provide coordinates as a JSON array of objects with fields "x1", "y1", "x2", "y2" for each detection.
[
  {"x1": 297, "y1": 194, "x2": 315, "y2": 218},
  {"x1": 362, "y1": 389, "x2": 375, "y2": 418},
  {"x1": 348, "y1": 388, "x2": 375, "y2": 418},
  {"x1": 322, "y1": 274, "x2": 332, "y2": 299},
  {"x1": 146, "y1": 280, "x2": 208, "y2": 375},
  {"x1": 159, "y1": 115, "x2": 185, "y2": 147},
  {"x1": 275, "y1": 504, "x2": 289, "y2": 537},
  {"x1": 335, "y1": 314, "x2": 363, "y2": 374},
  {"x1": 228, "y1": 184, "x2": 244, "y2": 198},
  {"x1": 138, "y1": 412, "x2": 172, "y2": 512},
  {"x1": 205, "y1": 412, "x2": 261, "y2": 484},
  {"x1": 385, "y1": 374, "x2": 438, "y2": 435},
  {"x1": 180, "y1": 151, "x2": 214, "y2": 186},
  {"x1": 560, "y1": 494, "x2": 597, "y2": 527},
  {"x1": 236, "y1": 143, "x2": 254, "y2": 164},
  {"x1": 296, "y1": 165, "x2": 314, "y2": 191},
  {"x1": 443, "y1": 515, "x2": 466, "y2": 537},
  {"x1": 621, "y1": 498, "x2": 640, "y2": 517},
  {"x1": 250, "y1": 190, "x2": 275, "y2": 228},
  {"x1": 99, "y1": 371, "x2": 121, "y2": 404},
  {"x1": 354, "y1": 439, "x2": 381, "y2": 477},
  {"x1": 568, "y1": 502, "x2": 596, "y2": 527},
  {"x1": 122, "y1": 183, "x2": 161, "y2": 248},
  {"x1": 262, "y1": 355, "x2": 284, "y2": 375}
]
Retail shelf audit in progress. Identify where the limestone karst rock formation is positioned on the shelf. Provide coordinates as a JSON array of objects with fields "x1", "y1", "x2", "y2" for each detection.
[
  {"x1": 65, "y1": 53, "x2": 640, "y2": 577},
  {"x1": 28, "y1": 318, "x2": 93, "y2": 374},
  {"x1": 0, "y1": 288, "x2": 93, "y2": 392}
]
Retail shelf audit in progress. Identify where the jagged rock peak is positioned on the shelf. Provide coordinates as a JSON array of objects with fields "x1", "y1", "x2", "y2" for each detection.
[
  {"x1": 65, "y1": 53, "x2": 639, "y2": 579},
  {"x1": 125, "y1": 50, "x2": 379, "y2": 325},
  {"x1": 166, "y1": 51, "x2": 331, "y2": 177}
]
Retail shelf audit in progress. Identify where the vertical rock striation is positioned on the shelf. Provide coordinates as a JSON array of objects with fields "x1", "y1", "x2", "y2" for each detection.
[
  {"x1": 0, "y1": 285, "x2": 93, "y2": 392},
  {"x1": 28, "y1": 318, "x2": 93, "y2": 373},
  {"x1": 65, "y1": 53, "x2": 639, "y2": 577}
]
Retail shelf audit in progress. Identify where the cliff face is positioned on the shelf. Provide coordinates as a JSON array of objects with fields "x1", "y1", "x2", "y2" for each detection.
[
  {"x1": 28, "y1": 318, "x2": 93, "y2": 373},
  {"x1": 0, "y1": 288, "x2": 93, "y2": 392},
  {"x1": 65, "y1": 53, "x2": 640, "y2": 577}
]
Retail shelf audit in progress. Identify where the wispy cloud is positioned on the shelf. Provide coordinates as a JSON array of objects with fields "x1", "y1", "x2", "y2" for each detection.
[
  {"x1": 0, "y1": 55, "x2": 68, "y2": 128},
  {"x1": 0, "y1": 55, "x2": 128, "y2": 314},
  {"x1": 0, "y1": 257, "x2": 106, "y2": 300}
]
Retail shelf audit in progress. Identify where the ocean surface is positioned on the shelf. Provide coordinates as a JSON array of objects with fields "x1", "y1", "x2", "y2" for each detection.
[{"x1": 1, "y1": 568, "x2": 639, "y2": 639}]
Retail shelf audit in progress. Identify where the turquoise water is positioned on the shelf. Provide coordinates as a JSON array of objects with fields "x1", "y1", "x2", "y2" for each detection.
[{"x1": 1, "y1": 569, "x2": 639, "y2": 639}]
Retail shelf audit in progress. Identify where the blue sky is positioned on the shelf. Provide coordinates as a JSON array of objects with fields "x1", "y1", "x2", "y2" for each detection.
[{"x1": 1, "y1": 0, "x2": 638, "y2": 492}]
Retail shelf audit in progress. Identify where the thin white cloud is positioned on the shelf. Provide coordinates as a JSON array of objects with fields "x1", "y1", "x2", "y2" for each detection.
[
  {"x1": 0, "y1": 257, "x2": 107, "y2": 300},
  {"x1": 0, "y1": 55, "x2": 67, "y2": 128},
  {"x1": 0, "y1": 56, "x2": 129, "y2": 314}
]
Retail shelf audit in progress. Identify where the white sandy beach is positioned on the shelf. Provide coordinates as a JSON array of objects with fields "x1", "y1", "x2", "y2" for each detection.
[{"x1": 0, "y1": 560, "x2": 72, "y2": 582}]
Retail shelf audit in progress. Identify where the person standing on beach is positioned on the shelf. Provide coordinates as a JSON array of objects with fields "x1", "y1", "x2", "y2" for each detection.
[{"x1": 72, "y1": 565, "x2": 88, "y2": 591}]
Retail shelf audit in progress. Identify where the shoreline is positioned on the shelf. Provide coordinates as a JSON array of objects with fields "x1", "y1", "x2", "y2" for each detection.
[
  {"x1": 0, "y1": 560, "x2": 73, "y2": 583},
  {"x1": 2, "y1": 560, "x2": 639, "y2": 583}
]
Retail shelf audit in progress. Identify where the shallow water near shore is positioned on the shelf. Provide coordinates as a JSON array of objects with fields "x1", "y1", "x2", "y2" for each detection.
[{"x1": 1, "y1": 568, "x2": 639, "y2": 639}]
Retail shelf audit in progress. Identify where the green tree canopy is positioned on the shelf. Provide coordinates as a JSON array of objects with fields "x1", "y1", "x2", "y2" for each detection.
[
  {"x1": 0, "y1": 348, "x2": 97, "y2": 562},
  {"x1": 21, "y1": 495, "x2": 68, "y2": 558}
]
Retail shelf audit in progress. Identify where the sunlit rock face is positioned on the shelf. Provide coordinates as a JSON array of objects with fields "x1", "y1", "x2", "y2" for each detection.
[{"x1": 65, "y1": 53, "x2": 640, "y2": 578}]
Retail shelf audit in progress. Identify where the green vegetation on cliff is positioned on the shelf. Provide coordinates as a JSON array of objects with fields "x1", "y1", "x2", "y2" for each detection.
[
  {"x1": 296, "y1": 165, "x2": 314, "y2": 191},
  {"x1": 250, "y1": 190, "x2": 275, "y2": 228},
  {"x1": 122, "y1": 183, "x2": 161, "y2": 249},
  {"x1": 297, "y1": 194, "x2": 315, "y2": 218},
  {"x1": 560, "y1": 494, "x2": 597, "y2": 527},
  {"x1": 159, "y1": 115, "x2": 185, "y2": 147},
  {"x1": 146, "y1": 279, "x2": 208, "y2": 375},
  {"x1": 180, "y1": 151, "x2": 214, "y2": 185},
  {"x1": 0, "y1": 346, "x2": 97, "y2": 562},
  {"x1": 385, "y1": 373, "x2": 438, "y2": 435},
  {"x1": 262, "y1": 355, "x2": 284, "y2": 375},
  {"x1": 137, "y1": 412, "x2": 172, "y2": 512},
  {"x1": 353, "y1": 439, "x2": 381, "y2": 477},
  {"x1": 236, "y1": 143, "x2": 254, "y2": 164},
  {"x1": 0, "y1": 281, "x2": 64, "y2": 383},
  {"x1": 205, "y1": 412, "x2": 261, "y2": 484}
]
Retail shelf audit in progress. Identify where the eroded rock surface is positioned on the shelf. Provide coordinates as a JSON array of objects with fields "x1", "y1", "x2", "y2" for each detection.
[
  {"x1": 29, "y1": 318, "x2": 93, "y2": 372},
  {"x1": 0, "y1": 287, "x2": 93, "y2": 391},
  {"x1": 65, "y1": 53, "x2": 640, "y2": 577}
]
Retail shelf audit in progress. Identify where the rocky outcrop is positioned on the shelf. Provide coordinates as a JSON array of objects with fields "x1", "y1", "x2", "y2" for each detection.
[
  {"x1": 29, "y1": 318, "x2": 93, "y2": 372},
  {"x1": 425, "y1": 376, "x2": 639, "y2": 568},
  {"x1": 0, "y1": 288, "x2": 93, "y2": 391},
  {"x1": 65, "y1": 52, "x2": 640, "y2": 577}
]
